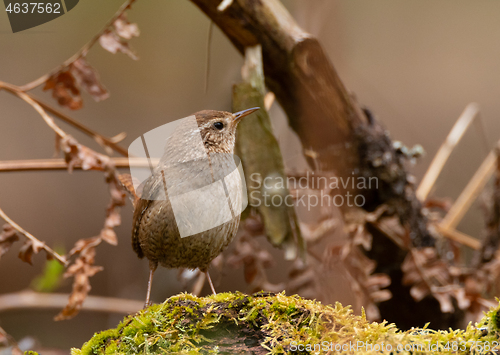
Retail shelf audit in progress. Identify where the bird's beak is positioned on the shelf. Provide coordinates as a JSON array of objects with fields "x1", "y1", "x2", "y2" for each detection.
[{"x1": 233, "y1": 107, "x2": 259, "y2": 123}]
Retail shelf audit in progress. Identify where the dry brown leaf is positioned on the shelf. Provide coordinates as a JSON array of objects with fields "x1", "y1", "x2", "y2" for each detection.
[
  {"x1": 0, "y1": 326, "x2": 22, "y2": 355},
  {"x1": 30, "y1": 130, "x2": 124, "y2": 319},
  {"x1": 100, "y1": 228, "x2": 117, "y2": 246},
  {"x1": 453, "y1": 287, "x2": 471, "y2": 310},
  {"x1": 371, "y1": 216, "x2": 408, "y2": 248},
  {"x1": 43, "y1": 70, "x2": 82, "y2": 110},
  {"x1": 69, "y1": 236, "x2": 101, "y2": 256},
  {"x1": 105, "y1": 209, "x2": 121, "y2": 229},
  {"x1": 55, "y1": 246, "x2": 103, "y2": 320},
  {"x1": 344, "y1": 206, "x2": 389, "y2": 252},
  {"x1": 334, "y1": 233, "x2": 392, "y2": 321},
  {"x1": 227, "y1": 235, "x2": 273, "y2": 285},
  {"x1": 18, "y1": 239, "x2": 44, "y2": 265},
  {"x1": 54, "y1": 142, "x2": 124, "y2": 319},
  {"x1": 114, "y1": 13, "x2": 140, "y2": 39},
  {"x1": 59, "y1": 135, "x2": 111, "y2": 173},
  {"x1": 401, "y1": 248, "x2": 465, "y2": 312},
  {"x1": 118, "y1": 173, "x2": 140, "y2": 206},
  {"x1": 99, "y1": 31, "x2": 138, "y2": 60},
  {"x1": 433, "y1": 292, "x2": 454, "y2": 313},
  {"x1": 408, "y1": 282, "x2": 430, "y2": 302},
  {"x1": 365, "y1": 273, "x2": 391, "y2": 290},
  {"x1": 102, "y1": 174, "x2": 126, "y2": 247},
  {"x1": 0, "y1": 224, "x2": 19, "y2": 260},
  {"x1": 365, "y1": 303, "x2": 381, "y2": 322},
  {"x1": 352, "y1": 225, "x2": 372, "y2": 250},
  {"x1": 300, "y1": 218, "x2": 337, "y2": 243},
  {"x1": 43, "y1": 57, "x2": 108, "y2": 108},
  {"x1": 244, "y1": 215, "x2": 265, "y2": 237},
  {"x1": 70, "y1": 58, "x2": 109, "y2": 102},
  {"x1": 59, "y1": 135, "x2": 79, "y2": 172},
  {"x1": 370, "y1": 290, "x2": 392, "y2": 303},
  {"x1": 365, "y1": 205, "x2": 388, "y2": 222}
]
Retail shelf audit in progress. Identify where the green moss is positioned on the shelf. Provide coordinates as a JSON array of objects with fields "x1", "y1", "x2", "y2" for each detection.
[{"x1": 72, "y1": 291, "x2": 500, "y2": 354}]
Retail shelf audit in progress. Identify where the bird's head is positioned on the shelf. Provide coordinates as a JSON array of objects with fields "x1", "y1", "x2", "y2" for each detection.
[{"x1": 195, "y1": 107, "x2": 259, "y2": 153}]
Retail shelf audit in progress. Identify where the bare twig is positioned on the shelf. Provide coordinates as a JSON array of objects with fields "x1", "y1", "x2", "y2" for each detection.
[
  {"x1": 0, "y1": 208, "x2": 68, "y2": 265},
  {"x1": 0, "y1": 81, "x2": 66, "y2": 138},
  {"x1": 417, "y1": 103, "x2": 480, "y2": 201},
  {"x1": 0, "y1": 290, "x2": 142, "y2": 314},
  {"x1": 0, "y1": 157, "x2": 157, "y2": 172},
  {"x1": 26, "y1": 93, "x2": 128, "y2": 156},
  {"x1": 0, "y1": 326, "x2": 22, "y2": 355},
  {"x1": 436, "y1": 225, "x2": 481, "y2": 250},
  {"x1": 19, "y1": 0, "x2": 138, "y2": 92},
  {"x1": 0, "y1": 83, "x2": 128, "y2": 156}
]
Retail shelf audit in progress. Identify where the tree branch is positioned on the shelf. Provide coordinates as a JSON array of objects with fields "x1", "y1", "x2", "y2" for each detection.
[
  {"x1": 0, "y1": 208, "x2": 68, "y2": 266},
  {"x1": 0, "y1": 157, "x2": 156, "y2": 172},
  {"x1": 0, "y1": 83, "x2": 128, "y2": 157},
  {"x1": 190, "y1": 0, "x2": 365, "y2": 172},
  {"x1": 0, "y1": 290, "x2": 142, "y2": 314},
  {"x1": 18, "y1": 0, "x2": 138, "y2": 92},
  {"x1": 0, "y1": 81, "x2": 67, "y2": 138}
]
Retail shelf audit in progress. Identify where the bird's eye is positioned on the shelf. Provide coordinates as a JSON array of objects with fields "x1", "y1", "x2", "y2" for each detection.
[{"x1": 213, "y1": 122, "x2": 224, "y2": 130}]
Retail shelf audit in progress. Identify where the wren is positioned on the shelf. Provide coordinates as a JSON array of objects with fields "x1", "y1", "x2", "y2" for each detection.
[{"x1": 122, "y1": 108, "x2": 259, "y2": 306}]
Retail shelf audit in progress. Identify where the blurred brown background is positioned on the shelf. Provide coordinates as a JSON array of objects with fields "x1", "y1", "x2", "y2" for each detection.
[{"x1": 1, "y1": 0, "x2": 499, "y2": 349}]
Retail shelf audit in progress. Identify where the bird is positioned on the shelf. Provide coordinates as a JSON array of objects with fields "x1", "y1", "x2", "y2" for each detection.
[{"x1": 120, "y1": 107, "x2": 259, "y2": 307}]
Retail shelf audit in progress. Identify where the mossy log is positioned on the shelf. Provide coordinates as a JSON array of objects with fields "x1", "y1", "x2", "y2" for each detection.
[{"x1": 69, "y1": 292, "x2": 500, "y2": 354}]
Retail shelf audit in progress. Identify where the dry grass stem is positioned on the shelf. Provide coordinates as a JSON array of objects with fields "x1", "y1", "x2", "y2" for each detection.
[
  {"x1": 417, "y1": 103, "x2": 480, "y2": 201},
  {"x1": 441, "y1": 148, "x2": 497, "y2": 231},
  {"x1": 436, "y1": 225, "x2": 481, "y2": 250}
]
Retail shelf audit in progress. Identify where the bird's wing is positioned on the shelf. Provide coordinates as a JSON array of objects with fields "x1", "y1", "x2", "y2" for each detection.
[
  {"x1": 131, "y1": 197, "x2": 149, "y2": 258},
  {"x1": 130, "y1": 172, "x2": 166, "y2": 259},
  {"x1": 118, "y1": 173, "x2": 140, "y2": 208}
]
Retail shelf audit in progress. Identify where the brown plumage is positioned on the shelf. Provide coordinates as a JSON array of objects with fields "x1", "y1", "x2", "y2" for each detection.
[{"x1": 121, "y1": 108, "x2": 259, "y2": 306}]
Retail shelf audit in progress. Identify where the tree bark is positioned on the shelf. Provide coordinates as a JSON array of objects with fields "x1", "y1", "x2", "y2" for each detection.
[
  {"x1": 189, "y1": 0, "x2": 443, "y2": 329},
  {"x1": 191, "y1": 0, "x2": 363, "y2": 173}
]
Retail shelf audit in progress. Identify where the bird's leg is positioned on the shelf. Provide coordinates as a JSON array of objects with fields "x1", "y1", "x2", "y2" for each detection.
[
  {"x1": 144, "y1": 262, "x2": 157, "y2": 308},
  {"x1": 205, "y1": 270, "x2": 217, "y2": 295}
]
